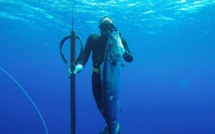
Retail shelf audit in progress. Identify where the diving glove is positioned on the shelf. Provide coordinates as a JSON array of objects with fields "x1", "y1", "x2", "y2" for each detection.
[
  {"x1": 68, "y1": 64, "x2": 83, "y2": 76},
  {"x1": 74, "y1": 64, "x2": 83, "y2": 74}
]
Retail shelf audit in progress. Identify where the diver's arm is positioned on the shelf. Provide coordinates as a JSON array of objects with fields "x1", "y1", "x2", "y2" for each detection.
[
  {"x1": 78, "y1": 35, "x2": 94, "y2": 66},
  {"x1": 121, "y1": 38, "x2": 133, "y2": 62},
  {"x1": 69, "y1": 35, "x2": 93, "y2": 75}
]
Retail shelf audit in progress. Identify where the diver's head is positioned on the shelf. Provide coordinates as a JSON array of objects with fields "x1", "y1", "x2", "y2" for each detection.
[{"x1": 98, "y1": 16, "x2": 115, "y2": 37}]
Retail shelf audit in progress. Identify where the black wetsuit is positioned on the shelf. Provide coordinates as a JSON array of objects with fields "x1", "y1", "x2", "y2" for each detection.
[{"x1": 79, "y1": 33, "x2": 133, "y2": 110}]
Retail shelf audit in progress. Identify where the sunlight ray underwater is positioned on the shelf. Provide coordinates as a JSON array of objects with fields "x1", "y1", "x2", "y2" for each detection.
[{"x1": 0, "y1": 66, "x2": 49, "y2": 134}]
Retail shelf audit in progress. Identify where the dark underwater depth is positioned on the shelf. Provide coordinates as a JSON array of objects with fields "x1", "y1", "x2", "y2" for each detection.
[{"x1": 0, "y1": 1, "x2": 215, "y2": 134}]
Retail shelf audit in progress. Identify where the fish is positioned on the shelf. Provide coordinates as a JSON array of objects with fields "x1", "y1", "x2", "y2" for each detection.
[{"x1": 99, "y1": 29, "x2": 124, "y2": 134}]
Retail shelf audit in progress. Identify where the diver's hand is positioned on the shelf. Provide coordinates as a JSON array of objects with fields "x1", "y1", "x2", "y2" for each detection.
[
  {"x1": 68, "y1": 64, "x2": 83, "y2": 76},
  {"x1": 119, "y1": 43, "x2": 125, "y2": 56},
  {"x1": 74, "y1": 64, "x2": 83, "y2": 74}
]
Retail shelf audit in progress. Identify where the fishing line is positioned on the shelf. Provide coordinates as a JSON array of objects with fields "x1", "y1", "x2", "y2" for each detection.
[{"x1": 0, "y1": 66, "x2": 49, "y2": 134}]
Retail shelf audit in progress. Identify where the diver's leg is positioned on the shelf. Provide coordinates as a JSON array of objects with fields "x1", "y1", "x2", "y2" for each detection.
[
  {"x1": 92, "y1": 72, "x2": 103, "y2": 111},
  {"x1": 92, "y1": 72, "x2": 110, "y2": 134}
]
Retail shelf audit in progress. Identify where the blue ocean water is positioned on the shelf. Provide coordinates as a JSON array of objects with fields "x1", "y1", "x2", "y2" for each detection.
[{"x1": 0, "y1": 0, "x2": 215, "y2": 134}]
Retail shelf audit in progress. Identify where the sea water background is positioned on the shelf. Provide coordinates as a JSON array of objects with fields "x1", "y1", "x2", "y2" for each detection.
[{"x1": 0, "y1": 0, "x2": 215, "y2": 134}]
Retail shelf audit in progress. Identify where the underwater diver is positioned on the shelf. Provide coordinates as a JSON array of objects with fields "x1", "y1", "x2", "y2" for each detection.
[{"x1": 69, "y1": 16, "x2": 133, "y2": 134}]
